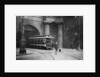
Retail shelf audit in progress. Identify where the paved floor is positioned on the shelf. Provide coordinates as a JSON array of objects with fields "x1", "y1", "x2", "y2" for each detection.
[{"x1": 16, "y1": 48, "x2": 83, "y2": 60}]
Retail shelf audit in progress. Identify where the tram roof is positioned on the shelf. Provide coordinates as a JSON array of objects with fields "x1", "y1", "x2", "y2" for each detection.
[{"x1": 29, "y1": 36, "x2": 54, "y2": 39}]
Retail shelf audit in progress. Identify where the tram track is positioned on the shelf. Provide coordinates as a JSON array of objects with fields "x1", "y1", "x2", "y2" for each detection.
[
  {"x1": 37, "y1": 52, "x2": 55, "y2": 60},
  {"x1": 31, "y1": 49, "x2": 55, "y2": 60},
  {"x1": 47, "y1": 52, "x2": 55, "y2": 60}
]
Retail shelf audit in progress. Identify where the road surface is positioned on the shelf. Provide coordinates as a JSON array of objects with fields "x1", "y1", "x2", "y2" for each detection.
[{"x1": 16, "y1": 48, "x2": 83, "y2": 60}]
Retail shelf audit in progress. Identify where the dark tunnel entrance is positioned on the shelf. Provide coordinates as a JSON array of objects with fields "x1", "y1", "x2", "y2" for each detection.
[{"x1": 16, "y1": 25, "x2": 40, "y2": 48}]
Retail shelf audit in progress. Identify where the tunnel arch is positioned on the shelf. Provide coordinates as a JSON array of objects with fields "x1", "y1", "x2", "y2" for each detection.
[
  {"x1": 24, "y1": 24, "x2": 40, "y2": 39},
  {"x1": 16, "y1": 24, "x2": 40, "y2": 47}
]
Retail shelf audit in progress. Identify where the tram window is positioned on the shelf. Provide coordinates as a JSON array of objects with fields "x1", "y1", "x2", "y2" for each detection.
[
  {"x1": 41, "y1": 39, "x2": 44, "y2": 43},
  {"x1": 36, "y1": 39, "x2": 38, "y2": 44},
  {"x1": 33, "y1": 40, "x2": 35, "y2": 44},
  {"x1": 46, "y1": 38, "x2": 50, "y2": 43},
  {"x1": 43, "y1": 39, "x2": 46, "y2": 44},
  {"x1": 35, "y1": 39, "x2": 37, "y2": 44},
  {"x1": 40, "y1": 39, "x2": 42, "y2": 43},
  {"x1": 38, "y1": 39, "x2": 40, "y2": 44},
  {"x1": 30, "y1": 39, "x2": 31, "y2": 44},
  {"x1": 31, "y1": 40, "x2": 33, "y2": 44},
  {"x1": 32, "y1": 40, "x2": 34, "y2": 44},
  {"x1": 40, "y1": 39, "x2": 42, "y2": 44}
]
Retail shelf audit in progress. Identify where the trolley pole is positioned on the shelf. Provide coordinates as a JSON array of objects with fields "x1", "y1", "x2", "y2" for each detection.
[{"x1": 19, "y1": 16, "x2": 26, "y2": 54}]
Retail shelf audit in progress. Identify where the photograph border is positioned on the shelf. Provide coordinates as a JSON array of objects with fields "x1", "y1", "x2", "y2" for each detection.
[{"x1": 1, "y1": 1, "x2": 97, "y2": 76}]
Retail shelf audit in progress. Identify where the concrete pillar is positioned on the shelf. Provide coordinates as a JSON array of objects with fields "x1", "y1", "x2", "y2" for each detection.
[
  {"x1": 20, "y1": 17, "x2": 26, "y2": 54},
  {"x1": 45, "y1": 23, "x2": 50, "y2": 35},
  {"x1": 58, "y1": 23, "x2": 63, "y2": 49}
]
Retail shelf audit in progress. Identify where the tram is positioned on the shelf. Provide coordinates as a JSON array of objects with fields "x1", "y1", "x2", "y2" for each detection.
[{"x1": 27, "y1": 35, "x2": 55, "y2": 50}]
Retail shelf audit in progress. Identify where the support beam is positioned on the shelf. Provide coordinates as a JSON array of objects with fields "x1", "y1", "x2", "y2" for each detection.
[
  {"x1": 58, "y1": 24, "x2": 63, "y2": 49},
  {"x1": 19, "y1": 17, "x2": 26, "y2": 54},
  {"x1": 44, "y1": 23, "x2": 50, "y2": 36}
]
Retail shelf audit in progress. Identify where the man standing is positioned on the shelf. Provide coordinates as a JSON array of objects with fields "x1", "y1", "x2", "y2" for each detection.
[{"x1": 54, "y1": 42, "x2": 58, "y2": 55}]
